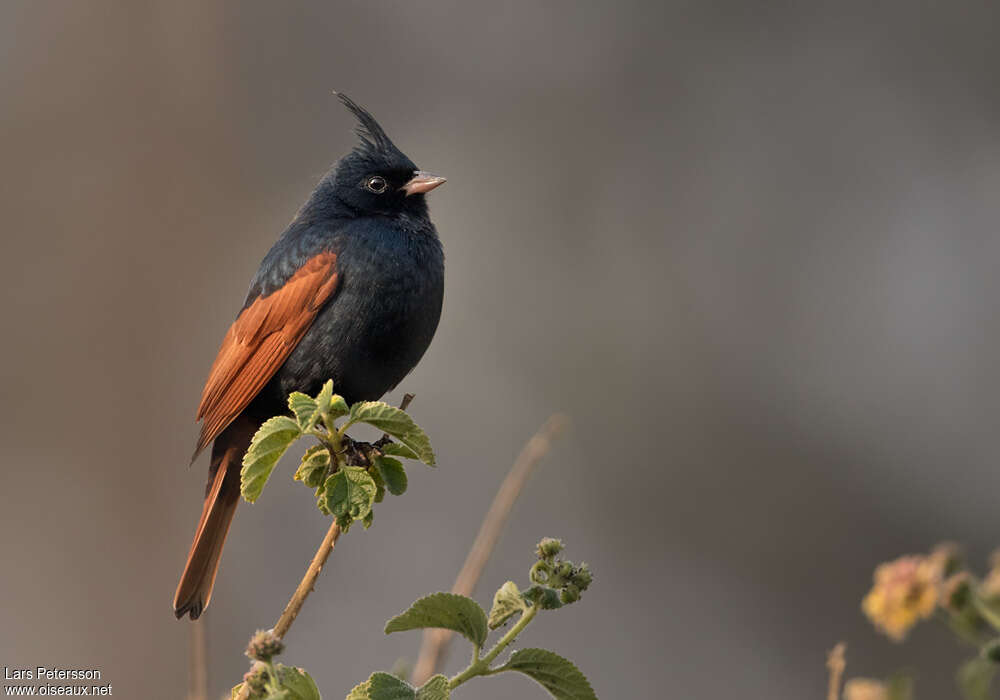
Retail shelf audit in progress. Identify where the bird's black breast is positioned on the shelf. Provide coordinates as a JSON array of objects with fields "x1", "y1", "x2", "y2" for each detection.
[{"x1": 261, "y1": 216, "x2": 444, "y2": 409}]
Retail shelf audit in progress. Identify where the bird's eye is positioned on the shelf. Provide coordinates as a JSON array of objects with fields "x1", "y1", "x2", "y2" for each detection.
[{"x1": 364, "y1": 176, "x2": 388, "y2": 194}]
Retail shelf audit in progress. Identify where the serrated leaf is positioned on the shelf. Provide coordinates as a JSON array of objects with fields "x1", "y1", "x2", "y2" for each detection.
[
  {"x1": 321, "y1": 467, "x2": 377, "y2": 524},
  {"x1": 384, "y1": 592, "x2": 487, "y2": 648},
  {"x1": 380, "y1": 442, "x2": 420, "y2": 460},
  {"x1": 958, "y1": 657, "x2": 996, "y2": 700},
  {"x1": 415, "y1": 675, "x2": 449, "y2": 700},
  {"x1": 271, "y1": 665, "x2": 321, "y2": 700},
  {"x1": 329, "y1": 394, "x2": 350, "y2": 419},
  {"x1": 363, "y1": 509, "x2": 374, "y2": 529},
  {"x1": 345, "y1": 673, "x2": 414, "y2": 700},
  {"x1": 346, "y1": 679, "x2": 370, "y2": 700},
  {"x1": 488, "y1": 581, "x2": 526, "y2": 629},
  {"x1": 289, "y1": 392, "x2": 320, "y2": 430},
  {"x1": 348, "y1": 402, "x2": 435, "y2": 465},
  {"x1": 505, "y1": 648, "x2": 597, "y2": 700},
  {"x1": 314, "y1": 380, "x2": 334, "y2": 414},
  {"x1": 376, "y1": 457, "x2": 408, "y2": 496},
  {"x1": 367, "y1": 465, "x2": 386, "y2": 504},
  {"x1": 295, "y1": 445, "x2": 331, "y2": 488},
  {"x1": 316, "y1": 476, "x2": 332, "y2": 515},
  {"x1": 242, "y1": 416, "x2": 301, "y2": 502}
]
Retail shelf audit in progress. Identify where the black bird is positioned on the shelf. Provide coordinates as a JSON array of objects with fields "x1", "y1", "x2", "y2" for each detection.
[{"x1": 174, "y1": 94, "x2": 446, "y2": 619}]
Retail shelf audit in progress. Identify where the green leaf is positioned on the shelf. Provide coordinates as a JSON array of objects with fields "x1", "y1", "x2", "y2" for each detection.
[
  {"x1": 294, "y1": 445, "x2": 331, "y2": 488},
  {"x1": 488, "y1": 581, "x2": 526, "y2": 629},
  {"x1": 369, "y1": 673, "x2": 416, "y2": 700},
  {"x1": 348, "y1": 402, "x2": 435, "y2": 465},
  {"x1": 321, "y1": 467, "x2": 377, "y2": 525},
  {"x1": 950, "y1": 608, "x2": 986, "y2": 646},
  {"x1": 314, "y1": 380, "x2": 334, "y2": 414},
  {"x1": 376, "y1": 457, "x2": 408, "y2": 496},
  {"x1": 415, "y1": 675, "x2": 449, "y2": 700},
  {"x1": 345, "y1": 679, "x2": 370, "y2": 700},
  {"x1": 367, "y1": 464, "x2": 386, "y2": 504},
  {"x1": 271, "y1": 665, "x2": 321, "y2": 700},
  {"x1": 242, "y1": 416, "x2": 301, "y2": 502},
  {"x1": 384, "y1": 592, "x2": 487, "y2": 648},
  {"x1": 344, "y1": 673, "x2": 415, "y2": 700},
  {"x1": 328, "y1": 394, "x2": 350, "y2": 419},
  {"x1": 316, "y1": 499, "x2": 332, "y2": 516},
  {"x1": 362, "y1": 509, "x2": 374, "y2": 529},
  {"x1": 289, "y1": 392, "x2": 320, "y2": 430},
  {"x1": 379, "y1": 442, "x2": 420, "y2": 461},
  {"x1": 505, "y1": 648, "x2": 597, "y2": 700},
  {"x1": 958, "y1": 657, "x2": 996, "y2": 700}
]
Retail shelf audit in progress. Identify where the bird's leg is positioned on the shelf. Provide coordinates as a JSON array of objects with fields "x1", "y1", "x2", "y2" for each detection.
[{"x1": 340, "y1": 434, "x2": 372, "y2": 467}]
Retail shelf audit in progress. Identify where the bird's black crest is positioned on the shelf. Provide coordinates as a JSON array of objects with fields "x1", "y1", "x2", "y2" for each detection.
[{"x1": 336, "y1": 92, "x2": 407, "y2": 164}]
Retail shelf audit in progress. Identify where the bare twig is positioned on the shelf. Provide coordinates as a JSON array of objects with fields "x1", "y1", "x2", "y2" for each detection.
[
  {"x1": 234, "y1": 393, "x2": 417, "y2": 699},
  {"x1": 397, "y1": 393, "x2": 415, "y2": 413},
  {"x1": 827, "y1": 643, "x2": 846, "y2": 700},
  {"x1": 234, "y1": 520, "x2": 342, "y2": 700},
  {"x1": 273, "y1": 519, "x2": 344, "y2": 639},
  {"x1": 187, "y1": 619, "x2": 207, "y2": 700},
  {"x1": 410, "y1": 413, "x2": 570, "y2": 686}
]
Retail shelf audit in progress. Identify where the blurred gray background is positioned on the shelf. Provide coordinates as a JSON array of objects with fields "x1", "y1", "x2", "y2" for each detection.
[{"x1": 2, "y1": 1, "x2": 1000, "y2": 698}]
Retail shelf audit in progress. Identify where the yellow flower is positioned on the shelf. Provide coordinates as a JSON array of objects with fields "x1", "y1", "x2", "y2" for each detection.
[
  {"x1": 862, "y1": 555, "x2": 940, "y2": 641},
  {"x1": 843, "y1": 678, "x2": 888, "y2": 700}
]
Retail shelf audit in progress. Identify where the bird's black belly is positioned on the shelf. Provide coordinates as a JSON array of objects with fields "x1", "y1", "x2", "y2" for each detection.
[{"x1": 253, "y1": 238, "x2": 443, "y2": 413}]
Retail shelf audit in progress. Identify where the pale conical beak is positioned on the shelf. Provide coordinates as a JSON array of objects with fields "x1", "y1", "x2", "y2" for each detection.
[{"x1": 401, "y1": 171, "x2": 447, "y2": 196}]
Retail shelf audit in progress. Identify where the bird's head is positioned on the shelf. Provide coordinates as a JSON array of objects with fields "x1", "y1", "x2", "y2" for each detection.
[{"x1": 330, "y1": 93, "x2": 446, "y2": 218}]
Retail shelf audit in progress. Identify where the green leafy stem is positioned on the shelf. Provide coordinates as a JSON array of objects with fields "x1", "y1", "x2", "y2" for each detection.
[
  {"x1": 235, "y1": 538, "x2": 597, "y2": 700},
  {"x1": 240, "y1": 380, "x2": 434, "y2": 531},
  {"x1": 229, "y1": 380, "x2": 597, "y2": 700},
  {"x1": 347, "y1": 538, "x2": 596, "y2": 700}
]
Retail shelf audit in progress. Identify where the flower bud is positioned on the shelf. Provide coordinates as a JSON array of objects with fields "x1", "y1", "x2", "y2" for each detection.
[
  {"x1": 560, "y1": 583, "x2": 581, "y2": 605},
  {"x1": 555, "y1": 561, "x2": 574, "y2": 579},
  {"x1": 928, "y1": 542, "x2": 962, "y2": 578},
  {"x1": 246, "y1": 629, "x2": 285, "y2": 662},
  {"x1": 243, "y1": 662, "x2": 269, "y2": 696},
  {"x1": 942, "y1": 572, "x2": 973, "y2": 611},
  {"x1": 530, "y1": 560, "x2": 552, "y2": 585},
  {"x1": 536, "y1": 538, "x2": 564, "y2": 560},
  {"x1": 537, "y1": 586, "x2": 564, "y2": 610},
  {"x1": 571, "y1": 563, "x2": 593, "y2": 591}
]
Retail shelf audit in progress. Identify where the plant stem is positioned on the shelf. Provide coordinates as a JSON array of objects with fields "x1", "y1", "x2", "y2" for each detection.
[
  {"x1": 972, "y1": 594, "x2": 1000, "y2": 632},
  {"x1": 446, "y1": 604, "x2": 539, "y2": 691},
  {"x1": 411, "y1": 414, "x2": 568, "y2": 686},
  {"x1": 826, "y1": 643, "x2": 846, "y2": 700},
  {"x1": 234, "y1": 393, "x2": 415, "y2": 700},
  {"x1": 234, "y1": 519, "x2": 342, "y2": 700},
  {"x1": 187, "y1": 619, "x2": 208, "y2": 700},
  {"x1": 273, "y1": 519, "x2": 343, "y2": 638}
]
